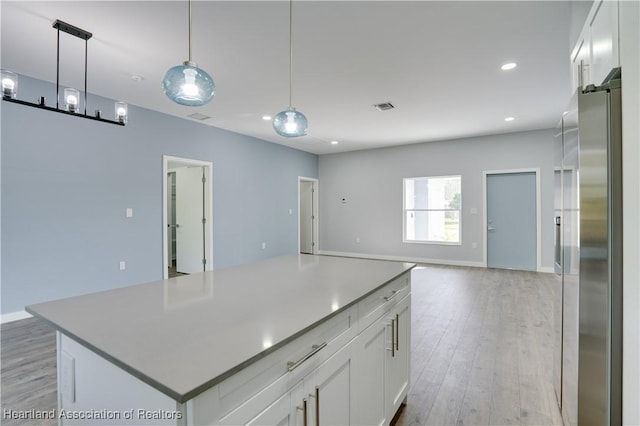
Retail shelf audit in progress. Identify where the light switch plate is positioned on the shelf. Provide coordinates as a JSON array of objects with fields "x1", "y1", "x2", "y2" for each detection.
[{"x1": 126, "y1": 208, "x2": 133, "y2": 218}]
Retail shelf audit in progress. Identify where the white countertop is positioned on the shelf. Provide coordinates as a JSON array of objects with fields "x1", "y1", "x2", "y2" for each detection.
[{"x1": 26, "y1": 255, "x2": 415, "y2": 402}]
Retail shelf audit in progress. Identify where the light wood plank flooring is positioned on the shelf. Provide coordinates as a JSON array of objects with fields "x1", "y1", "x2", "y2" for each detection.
[
  {"x1": 1, "y1": 265, "x2": 562, "y2": 425},
  {"x1": 1, "y1": 317, "x2": 57, "y2": 426},
  {"x1": 395, "y1": 265, "x2": 562, "y2": 426}
]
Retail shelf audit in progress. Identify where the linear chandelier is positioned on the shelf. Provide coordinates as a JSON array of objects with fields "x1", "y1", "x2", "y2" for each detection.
[{"x1": 1, "y1": 20, "x2": 127, "y2": 126}]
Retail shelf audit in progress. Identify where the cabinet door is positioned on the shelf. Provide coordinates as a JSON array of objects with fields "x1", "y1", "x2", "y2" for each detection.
[
  {"x1": 304, "y1": 340, "x2": 354, "y2": 426},
  {"x1": 352, "y1": 315, "x2": 388, "y2": 426},
  {"x1": 247, "y1": 390, "x2": 296, "y2": 426},
  {"x1": 385, "y1": 295, "x2": 411, "y2": 420},
  {"x1": 221, "y1": 382, "x2": 304, "y2": 426},
  {"x1": 589, "y1": 0, "x2": 619, "y2": 85},
  {"x1": 572, "y1": 36, "x2": 591, "y2": 90}
]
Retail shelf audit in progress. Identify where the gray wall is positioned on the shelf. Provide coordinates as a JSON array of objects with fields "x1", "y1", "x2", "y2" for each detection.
[
  {"x1": 318, "y1": 129, "x2": 555, "y2": 269},
  {"x1": 1, "y1": 75, "x2": 318, "y2": 314}
]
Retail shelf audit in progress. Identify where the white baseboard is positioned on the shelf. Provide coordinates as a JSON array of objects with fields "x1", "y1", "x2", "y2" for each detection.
[
  {"x1": 318, "y1": 250, "x2": 486, "y2": 268},
  {"x1": 538, "y1": 266, "x2": 555, "y2": 273},
  {"x1": 1, "y1": 310, "x2": 32, "y2": 324}
]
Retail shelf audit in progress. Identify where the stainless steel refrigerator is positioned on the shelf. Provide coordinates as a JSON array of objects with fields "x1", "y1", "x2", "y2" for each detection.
[{"x1": 553, "y1": 67, "x2": 623, "y2": 426}]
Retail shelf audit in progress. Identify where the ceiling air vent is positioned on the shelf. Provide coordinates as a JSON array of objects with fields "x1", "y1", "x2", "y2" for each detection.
[
  {"x1": 373, "y1": 102, "x2": 395, "y2": 111},
  {"x1": 187, "y1": 113, "x2": 211, "y2": 121}
]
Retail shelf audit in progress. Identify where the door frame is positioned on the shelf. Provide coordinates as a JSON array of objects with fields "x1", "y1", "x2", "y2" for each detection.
[
  {"x1": 162, "y1": 155, "x2": 214, "y2": 279},
  {"x1": 482, "y1": 168, "x2": 542, "y2": 271},
  {"x1": 298, "y1": 177, "x2": 319, "y2": 254}
]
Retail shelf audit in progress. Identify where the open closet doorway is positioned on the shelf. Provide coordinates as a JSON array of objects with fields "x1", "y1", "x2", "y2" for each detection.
[
  {"x1": 299, "y1": 177, "x2": 319, "y2": 254},
  {"x1": 162, "y1": 155, "x2": 213, "y2": 279}
]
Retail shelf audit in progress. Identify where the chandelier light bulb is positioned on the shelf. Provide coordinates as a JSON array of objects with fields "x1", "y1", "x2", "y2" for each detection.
[
  {"x1": 1, "y1": 69, "x2": 18, "y2": 98},
  {"x1": 64, "y1": 87, "x2": 80, "y2": 113},
  {"x1": 115, "y1": 102, "x2": 128, "y2": 123}
]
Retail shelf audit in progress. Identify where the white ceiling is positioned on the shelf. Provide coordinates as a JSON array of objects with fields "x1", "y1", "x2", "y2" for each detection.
[{"x1": 1, "y1": 1, "x2": 572, "y2": 155}]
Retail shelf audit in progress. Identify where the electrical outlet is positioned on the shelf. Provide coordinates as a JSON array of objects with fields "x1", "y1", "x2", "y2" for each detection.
[
  {"x1": 119, "y1": 261, "x2": 126, "y2": 270},
  {"x1": 126, "y1": 208, "x2": 133, "y2": 218},
  {"x1": 472, "y1": 242, "x2": 478, "y2": 249},
  {"x1": 261, "y1": 242, "x2": 266, "y2": 249},
  {"x1": 356, "y1": 237, "x2": 361, "y2": 244}
]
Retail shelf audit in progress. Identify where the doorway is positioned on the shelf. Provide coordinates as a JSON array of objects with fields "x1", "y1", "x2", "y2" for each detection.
[
  {"x1": 162, "y1": 155, "x2": 213, "y2": 279},
  {"x1": 483, "y1": 169, "x2": 540, "y2": 271},
  {"x1": 299, "y1": 177, "x2": 319, "y2": 254}
]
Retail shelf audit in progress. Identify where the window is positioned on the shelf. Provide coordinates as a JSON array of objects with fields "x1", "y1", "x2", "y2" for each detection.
[{"x1": 403, "y1": 175, "x2": 461, "y2": 244}]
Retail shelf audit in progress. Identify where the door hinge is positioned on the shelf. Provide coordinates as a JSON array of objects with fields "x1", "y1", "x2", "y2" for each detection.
[
  {"x1": 202, "y1": 217, "x2": 207, "y2": 224},
  {"x1": 312, "y1": 242, "x2": 315, "y2": 247},
  {"x1": 202, "y1": 176, "x2": 206, "y2": 184},
  {"x1": 202, "y1": 258, "x2": 207, "y2": 265}
]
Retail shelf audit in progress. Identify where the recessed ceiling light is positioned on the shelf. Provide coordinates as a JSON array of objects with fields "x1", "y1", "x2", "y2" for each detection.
[
  {"x1": 501, "y1": 62, "x2": 517, "y2": 71},
  {"x1": 262, "y1": 115, "x2": 272, "y2": 121},
  {"x1": 504, "y1": 116, "x2": 515, "y2": 122},
  {"x1": 330, "y1": 140, "x2": 339, "y2": 145},
  {"x1": 130, "y1": 74, "x2": 144, "y2": 82}
]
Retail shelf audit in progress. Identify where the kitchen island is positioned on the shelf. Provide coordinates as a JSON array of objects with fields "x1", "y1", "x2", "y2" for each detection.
[{"x1": 26, "y1": 254, "x2": 415, "y2": 425}]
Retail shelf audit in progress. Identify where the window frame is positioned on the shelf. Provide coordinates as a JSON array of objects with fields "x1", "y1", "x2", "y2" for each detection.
[{"x1": 402, "y1": 175, "x2": 462, "y2": 245}]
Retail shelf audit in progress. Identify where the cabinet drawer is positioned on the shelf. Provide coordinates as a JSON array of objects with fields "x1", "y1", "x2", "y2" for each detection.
[
  {"x1": 214, "y1": 304, "x2": 357, "y2": 417},
  {"x1": 357, "y1": 272, "x2": 410, "y2": 333}
]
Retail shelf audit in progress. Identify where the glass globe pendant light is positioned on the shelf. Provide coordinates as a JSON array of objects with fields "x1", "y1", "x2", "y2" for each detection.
[
  {"x1": 273, "y1": 0, "x2": 308, "y2": 137},
  {"x1": 162, "y1": 0, "x2": 215, "y2": 106}
]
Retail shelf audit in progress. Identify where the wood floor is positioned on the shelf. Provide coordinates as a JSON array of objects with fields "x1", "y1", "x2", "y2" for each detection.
[
  {"x1": 1, "y1": 317, "x2": 57, "y2": 426},
  {"x1": 1, "y1": 265, "x2": 562, "y2": 426},
  {"x1": 395, "y1": 266, "x2": 562, "y2": 426}
]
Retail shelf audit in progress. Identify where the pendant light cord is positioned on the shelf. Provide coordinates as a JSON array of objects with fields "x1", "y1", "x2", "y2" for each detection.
[
  {"x1": 288, "y1": 0, "x2": 293, "y2": 108},
  {"x1": 188, "y1": 0, "x2": 192, "y2": 62}
]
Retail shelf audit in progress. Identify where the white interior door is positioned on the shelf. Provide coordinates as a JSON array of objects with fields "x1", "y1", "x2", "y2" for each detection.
[
  {"x1": 176, "y1": 166, "x2": 206, "y2": 274},
  {"x1": 300, "y1": 181, "x2": 314, "y2": 254}
]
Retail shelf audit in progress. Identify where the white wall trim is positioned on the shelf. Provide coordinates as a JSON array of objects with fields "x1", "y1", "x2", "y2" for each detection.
[
  {"x1": 162, "y1": 155, "x2": 214, "y2": 279},
  {"x1": 482, "y1": 168, "x2": 542, "y2": 271},
  {"x1": 318, "y1": 250, "x2": 485, "y2": 268},
  {"x1": 298, "y1": 177, "x2": 320, "y2": 255},
  {"x1": 1, "y1": 310, "x2": 32, "y2": 324}
]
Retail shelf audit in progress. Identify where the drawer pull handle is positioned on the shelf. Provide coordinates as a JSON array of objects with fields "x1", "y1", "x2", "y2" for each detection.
[
  {"x1": 297, "y1": 398, "x2": 308, "y2": 426},
  {"x1": 315, "y1": 386, "x2": 320, "y2": 425},
  {"x1": 395, "y1": 313, "x2": 400, "y2": 351},
  {"x1": 287, "y1": 342, "x2": 327, "y2": 371},
  {"x1": 384, "y1": 290, "x2": 399, "y2": 302},
  {"x1": 386, "y1": 319, "x2": 395, "y2": 357}
]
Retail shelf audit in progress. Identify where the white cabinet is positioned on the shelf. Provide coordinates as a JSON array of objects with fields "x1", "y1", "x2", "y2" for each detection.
[
  {"x1": 304, "y1": 340, "x2": 355, "y2": 426},
  {"x1": 572, "y1": 34, "x2": 591, "y2": 91},
  {"x1": 220, "y1": 380, "x2": 304, "y2": 426},
  {"x1": 385, "y1": 295, "x2": 411, "y2": 420},
  {"x1": 352, "y1": 282, "x2": 411, "y2": 426},
  {"x1": 353, "y1": 315, "x2": 388, "y2": 426},
  {"x1": 571, "y1": 0, "x2": 619, "y2": 90}
]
